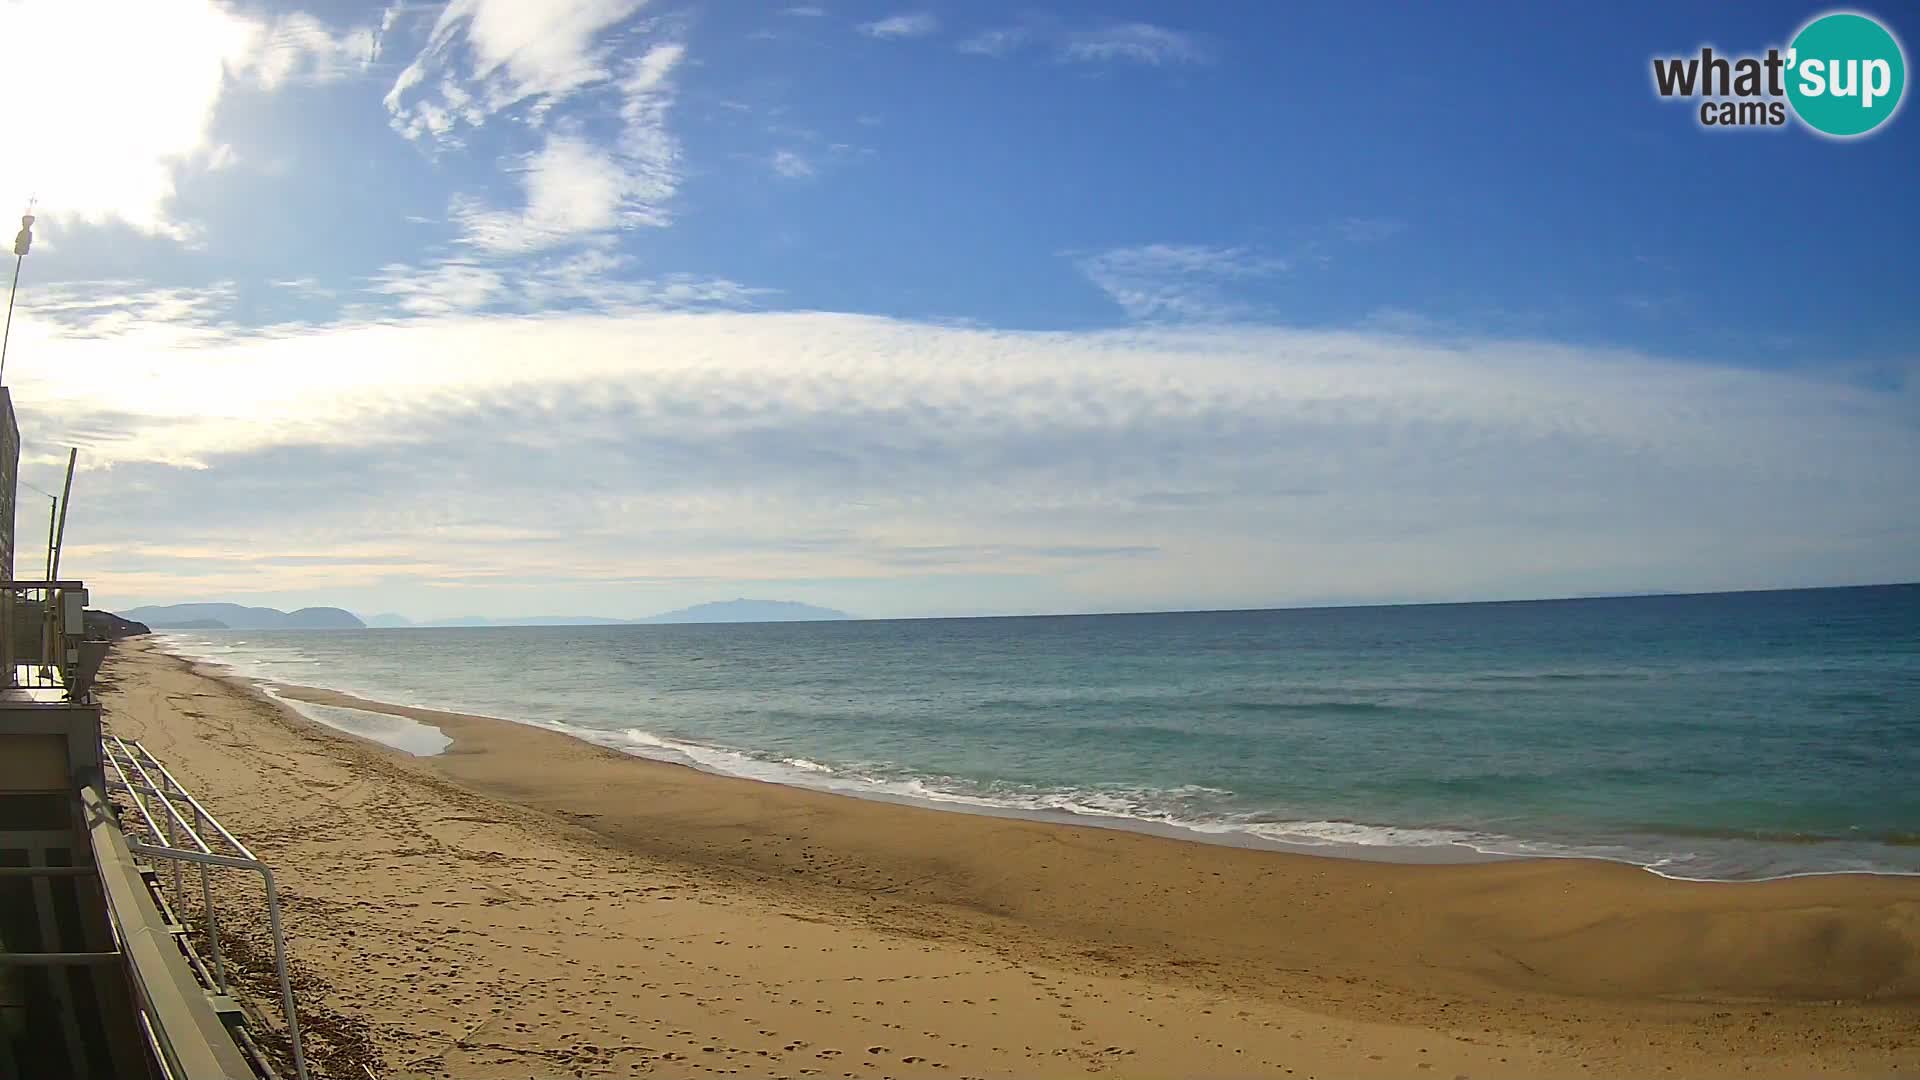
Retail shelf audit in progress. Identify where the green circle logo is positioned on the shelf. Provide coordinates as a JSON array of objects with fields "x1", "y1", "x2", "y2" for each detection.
[{"x1": 1786, "y1": 12, "x2": 1907, "y2": 137}]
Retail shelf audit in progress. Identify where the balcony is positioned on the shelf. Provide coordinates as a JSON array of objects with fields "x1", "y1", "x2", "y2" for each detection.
[{"x1": 0, "y1": 577, "x2": 301, "y2": 1079}]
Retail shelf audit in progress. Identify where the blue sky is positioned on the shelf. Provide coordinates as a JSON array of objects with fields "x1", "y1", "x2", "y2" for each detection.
[{"x1": 1, "y1": 0, "x2": 1915, "y2": 620}]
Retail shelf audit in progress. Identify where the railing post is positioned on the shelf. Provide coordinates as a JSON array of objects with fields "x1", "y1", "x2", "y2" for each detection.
[
  {"x1": 193, "y1": 799, "x2": 228, "y2": 992},
  {"x1": 258, "y1": 867, "x2": 308, "y2": 1080},
  {"x1": 1, "y1": 587, "x2": 13, "y2": 686},
  {"x1": 163, "y1": 782, "x2": 183, "y2": 900}
]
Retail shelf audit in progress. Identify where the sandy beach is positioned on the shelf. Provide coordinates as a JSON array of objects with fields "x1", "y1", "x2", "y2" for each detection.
[{"x1": 95, "y1": 637, "x2": 1919, "y2": 1079}]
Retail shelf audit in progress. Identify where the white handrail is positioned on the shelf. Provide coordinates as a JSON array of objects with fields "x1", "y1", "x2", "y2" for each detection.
[{"x1": 103, "y1": 738, "x2": 308, "y2": 1080}]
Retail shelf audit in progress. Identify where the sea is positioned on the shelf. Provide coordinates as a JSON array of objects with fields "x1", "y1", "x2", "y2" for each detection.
[{"x1": 151, "y1": 584, "x2": 1920, "y2": 883}]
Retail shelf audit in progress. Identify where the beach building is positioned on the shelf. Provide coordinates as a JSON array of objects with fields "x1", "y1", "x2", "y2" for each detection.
[{"x1": 0, "y1": 385, "x2": 304, "y2": 1078}]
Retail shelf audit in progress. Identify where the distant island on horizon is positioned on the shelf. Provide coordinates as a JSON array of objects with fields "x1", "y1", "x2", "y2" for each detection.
[
  {"x1": 119, "y1": 603, "x2": 366, "y2": 630},
  {"x1": 121, "y1": 598, "x2": 855, "y2": 630}
]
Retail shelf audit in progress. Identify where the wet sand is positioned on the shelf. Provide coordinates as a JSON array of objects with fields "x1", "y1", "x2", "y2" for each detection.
[{"x1": 98, "y1": 638, "x2": 1920, "y2": 1079}]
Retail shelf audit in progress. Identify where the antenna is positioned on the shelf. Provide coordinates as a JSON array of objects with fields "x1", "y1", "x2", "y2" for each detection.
[
  {"x1": 49, "y1": 448, "x2": 75, "y2": 581},
  {"x1": 18, "y1": 478, "x2": 58, "y2": 583},
  {"x1": 40, "y1": 494, "x2": 56, "y2": 674},
  {"x1": 0, "y1": 202, "x2": 35, "y2": 387}
]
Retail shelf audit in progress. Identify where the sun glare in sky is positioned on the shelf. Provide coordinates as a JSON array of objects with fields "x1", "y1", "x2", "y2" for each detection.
[{"x1": 0, "y1": 1, "x2": 1912, "y2": 620}]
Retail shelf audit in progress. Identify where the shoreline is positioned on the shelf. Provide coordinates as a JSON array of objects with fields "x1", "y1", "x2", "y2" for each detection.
[
  {"x1": 142, "y1": 638, "x2": 1920, "y2": 999},
  {"x1": 101, "y1": 637, "x2": 1920, "y2": 1078},
  {"x1": 97, "y1": 638, "x2": 1920, "y2": 1076},
  {"x1": 268, "y1": 677, "x2": 1920, "y2": 884},
  {"x1": 260, "y1": 675, "x2": 1514, "y2": 870},
  {"x1": 166, "y1": 634, "x2": 1917, "y2": 885}
]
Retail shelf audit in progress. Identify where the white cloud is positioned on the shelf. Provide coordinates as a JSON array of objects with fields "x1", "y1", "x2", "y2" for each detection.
[
  {"x1": 365, "y1": 251, "x2": 766, "y2": 316},
  {"x1": 445, "y1": 41, "x2": 685, "y2": 252},
  {"x1": 270, "y1": 277, "x2": 336, "y2": 301},
  {"x1": 613, "y1": 40, "x2": 685, "y2": 203},
  {"x1": 1086, "y1": 245, "x2": 1288, "y2": 279},
  {"x1": 1076, "y1": 244, "x2": 1288, "y2": 322},
  {"x1": 453, "y1": 135, "x2": 631, "y2": 252},
  {"x1": 772, "y1": 150, "x2": 817, "y2": 179},
  {"x1": 515, "y1": 251, "x2": 766, "y2": 311},
  {"x1": 14, "y1": 280, "x2": 240, "y2": 343},
  {"x1": 1333, "y1": 217, "x2": 1408, "y2": 244},
  {"x1": 369, "y1": 261, "x2": 506, "y2": 315},
  {"x1": 0, "y1": 1, "x2": 380, "y2": 241},
  {"x1": 623, "y1": 38, "x2": 683, "y2": 96},
  {"x1": 783, "y1": 5, "x2": 827, "y2": 15},
  {"x1": 958, "y1": 27, "x2": 1032, "y2": 57},
  {"x1": 859, "y1": 13, "x2": 939, "y2": 39},
  {"x1": 955, "y1": 19, "x2": 1208, "y2": 67},
  {"x1": 231, "y1": 12, "x2": 380, "y2": 90},
  {"x1": 0, "y1": 1, "x2": 235, "y2": 238},
  {"x1": 10, "y1": 300, "x2": 1917, "y2": 618},
  {"x1": 385, "y1": 0, "x2": 652, "y2": 141},
  {"x1": 1061, "y1": 23, "x2": 1209, "y2": 65}
]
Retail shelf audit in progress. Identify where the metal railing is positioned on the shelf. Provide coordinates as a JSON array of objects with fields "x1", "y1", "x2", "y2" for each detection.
[{"x1": 102, "y1": 735, "x2": 309, "y2": 1080}]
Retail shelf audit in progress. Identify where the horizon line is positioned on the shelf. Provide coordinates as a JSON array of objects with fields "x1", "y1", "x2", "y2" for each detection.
[{"x1": 121, "y1": 579, "x2": 1917, "y2": 628}]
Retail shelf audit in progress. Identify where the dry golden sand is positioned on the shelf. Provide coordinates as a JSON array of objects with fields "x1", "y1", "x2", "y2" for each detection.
[{"x1": 96, "y1": 638, "x2": 1918, "y2": 1079}]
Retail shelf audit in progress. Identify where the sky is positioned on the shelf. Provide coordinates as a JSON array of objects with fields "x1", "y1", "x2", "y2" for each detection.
[{"x1": 0, "y1": 0, "x2": 1914, "y2": 621}]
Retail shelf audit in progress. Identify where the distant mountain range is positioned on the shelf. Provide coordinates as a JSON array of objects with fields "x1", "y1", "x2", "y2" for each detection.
[
  {"x1": 363, "y1": 613, "x2": 634, "y2": 628},
  {"x1": 121, "y1": 603, "x2": 366, "y2": 630},
  {"x1": 632, "y1": 599, "x2": 850, "y2": 624},
  {"x1": 123, "y1": 599, "x2": 850, "y2": 630}
]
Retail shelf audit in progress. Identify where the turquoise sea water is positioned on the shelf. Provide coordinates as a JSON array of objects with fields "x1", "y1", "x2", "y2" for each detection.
[{"x1": 154, "y1": 584, "x2": 1920, "y2": 881}]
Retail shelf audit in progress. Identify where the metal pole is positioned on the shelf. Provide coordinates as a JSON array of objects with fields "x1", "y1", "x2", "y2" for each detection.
[
  {"x1": 0, "y1": 253, "x2": 21, "y2": 386},
  {"x1": 260, "y1": 867, "x2": 308, "y2": 1080},
  {"x1": 2, "y1": 209, "x2": 33, "y2": 387},
  {"x1": 193, "y1": 799, "x2": 228, "y2": 991},
  {"x1": 164, "y1": 795, "x2": 183, "y2": 901},
  {"x1": 42, "y1": 497, "x2": 56, "y2": 671},
  {"x1": 0, "y1": 952, "x2": 124, "y2": 967},
  {"x1": 50, "y1": 448, "x2": 76, "y2": 580}
]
